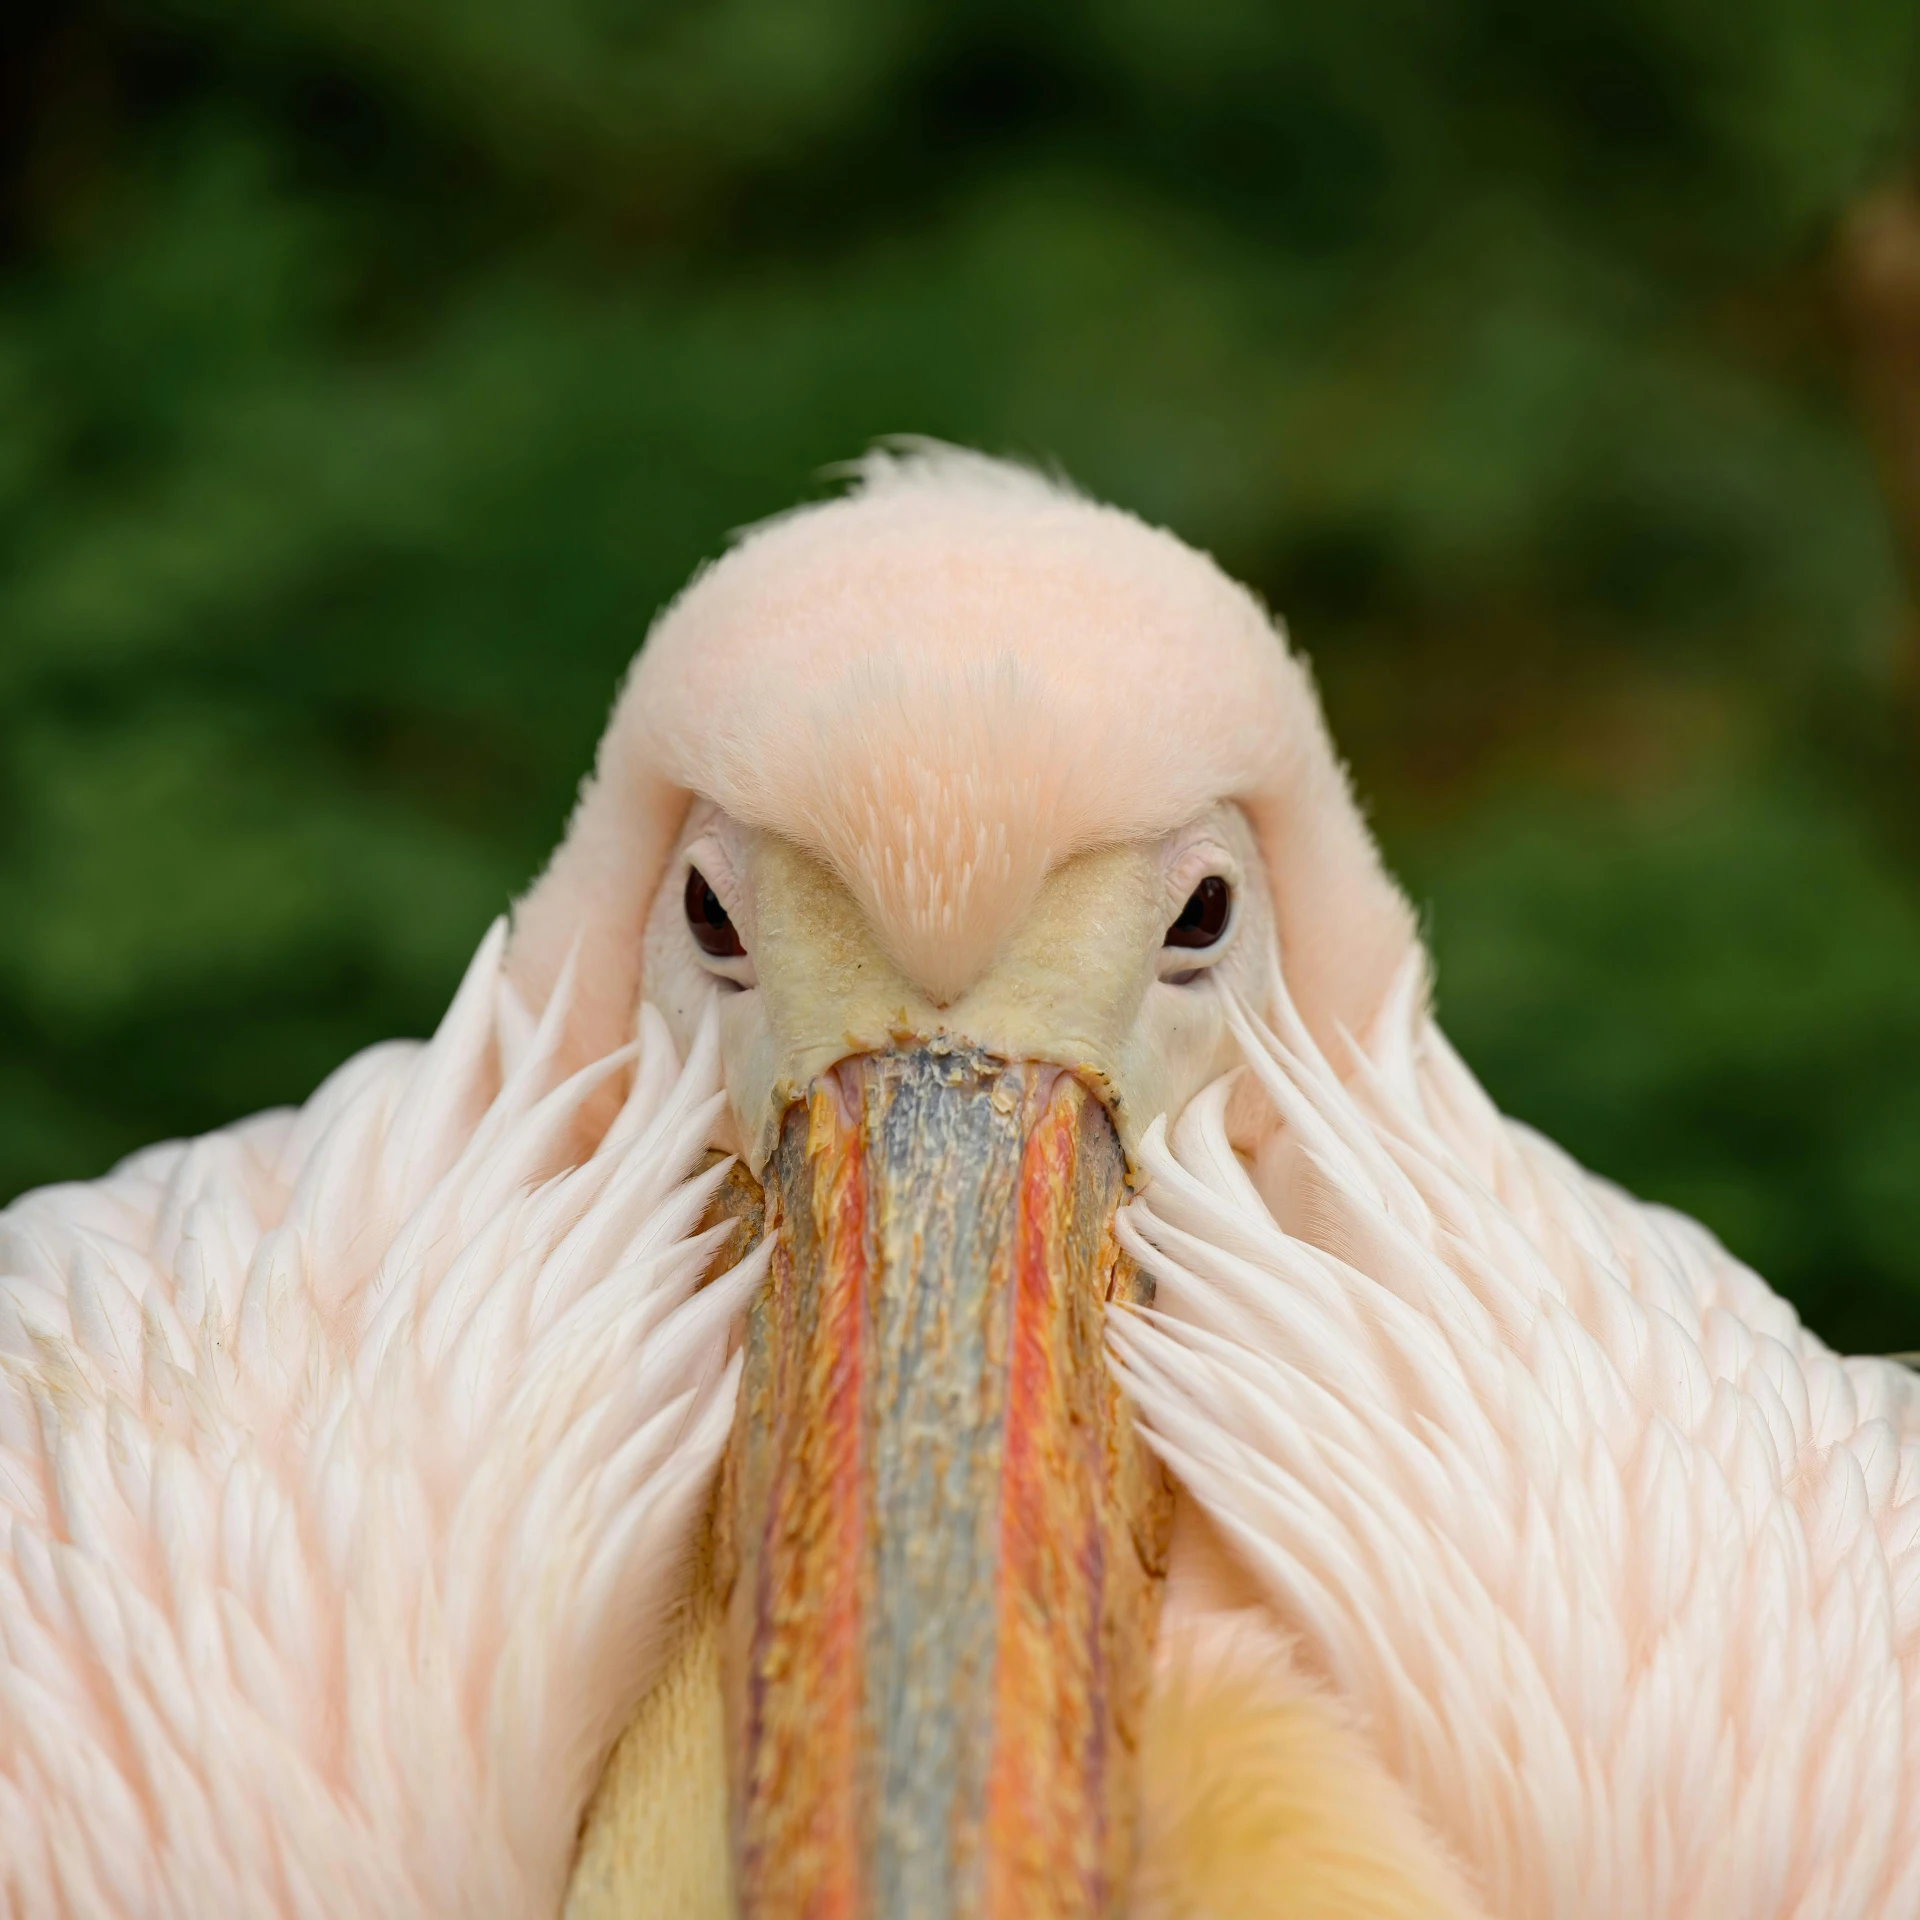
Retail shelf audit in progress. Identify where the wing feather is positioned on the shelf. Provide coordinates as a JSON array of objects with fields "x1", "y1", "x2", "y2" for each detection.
[
  {"x1": 1118, "y1": 956, "x2": 1920, "y2": 1920},
  {"x1": 0, "y1": 923, "x2": 748, "y2": 1920}
]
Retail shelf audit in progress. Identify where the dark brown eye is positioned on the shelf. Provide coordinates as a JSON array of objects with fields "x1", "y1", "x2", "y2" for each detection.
[
  {"x1": 684, "y1": 866, "x2": 745, "y2": 959},
  {"x1": 1165, "y1": 875, "x2": 1232, "y2": 950}
]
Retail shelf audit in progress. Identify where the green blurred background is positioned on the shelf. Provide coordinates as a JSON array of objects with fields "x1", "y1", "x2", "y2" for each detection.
[{"x1": 5, "y1": 0, "x2": 1920, "y2": 1347}]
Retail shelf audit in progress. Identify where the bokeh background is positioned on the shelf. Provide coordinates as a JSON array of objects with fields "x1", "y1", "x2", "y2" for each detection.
[{"x1": 6, "y1": 0, "x2": 1920, "y2": 1347}]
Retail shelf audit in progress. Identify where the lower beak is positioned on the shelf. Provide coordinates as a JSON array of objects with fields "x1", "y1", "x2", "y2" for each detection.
[{"x1": 718, "y1": 1043, "x2": 1173, "y2": 1919}]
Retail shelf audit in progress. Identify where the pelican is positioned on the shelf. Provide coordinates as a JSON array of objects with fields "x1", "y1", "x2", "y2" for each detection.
[{"x1": 2, "y1": 446, "x2": 1916, "y2": 1920}]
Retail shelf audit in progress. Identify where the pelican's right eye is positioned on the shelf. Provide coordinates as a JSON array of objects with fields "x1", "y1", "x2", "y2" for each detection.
[
  {"x1": 685, "y1": 867, "x2": 746, "y2": 959},
  {"x1": 1165, "y1": 875, "x2": 1233, "y2": 951},
  {"x1": 1159, "y1": 871, "x2": 1236, "y2": 986}
]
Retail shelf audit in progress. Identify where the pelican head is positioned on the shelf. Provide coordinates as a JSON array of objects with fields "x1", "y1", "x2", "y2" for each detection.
[{"x1": 508, "y1": 447, "x2": 1417, "y2": 1918}]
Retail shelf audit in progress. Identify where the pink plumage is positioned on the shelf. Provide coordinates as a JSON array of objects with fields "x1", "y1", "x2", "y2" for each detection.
[
  {"x1": 1118, "y1": 949, "x2": 1920, "y2": 1918},
  {"x1": 0, "y1": 929, "x2": 755, "y2": 1915}
]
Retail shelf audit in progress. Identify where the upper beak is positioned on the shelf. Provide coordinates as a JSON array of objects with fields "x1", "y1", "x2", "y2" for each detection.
[{"x1": 717, "y1": 1041, "x2": 1174, "y2": 1919}]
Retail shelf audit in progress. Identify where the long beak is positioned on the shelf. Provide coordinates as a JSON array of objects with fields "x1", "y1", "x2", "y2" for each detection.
[{"x1": 717, "y1": 1043, "x2": 1173, "y2": 1919}]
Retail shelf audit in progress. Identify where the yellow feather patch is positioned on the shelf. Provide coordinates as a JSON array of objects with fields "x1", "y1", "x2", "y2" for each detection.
[
  {"x1": 564, "y1": 1558, "x2": 730, "y2": 1920},
  {"x1": 1131, "y1": 1626, "x2": 1491, "y2": 1920},
  {"x1": 562, "y1": 1591, "x2": 1491, "y2": 1920}
]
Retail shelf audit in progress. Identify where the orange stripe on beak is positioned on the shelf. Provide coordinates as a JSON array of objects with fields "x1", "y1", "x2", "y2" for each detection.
[
  {"x1": 719, "y1": 1046, "x2": 1172, "y2": 1920},
  {"x1": 984, "y1": 1088, "x2": 1116, "y2": 1913},
  {"x1": 727, "y1": 1080, "x2": 872, "y2": 1918}
]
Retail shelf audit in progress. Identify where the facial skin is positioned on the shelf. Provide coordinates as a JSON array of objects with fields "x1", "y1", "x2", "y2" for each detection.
[{"x1": 638, "y1": 798, "x2": 1276, "y2": 1172}]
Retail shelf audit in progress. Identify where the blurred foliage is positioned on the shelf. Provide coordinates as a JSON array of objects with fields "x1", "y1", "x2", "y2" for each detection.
[{"x1": 2, "y1": 0, "x2": 1919, "y2": 1344}]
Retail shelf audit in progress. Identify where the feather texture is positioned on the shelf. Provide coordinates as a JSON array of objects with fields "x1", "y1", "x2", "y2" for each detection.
[
  {"x1": 0, "y1": 923, "x2": 760, "y2": 1920},
  {"x1": 1115, "y1": 957, "x2": 1920, "y2": 1920}
]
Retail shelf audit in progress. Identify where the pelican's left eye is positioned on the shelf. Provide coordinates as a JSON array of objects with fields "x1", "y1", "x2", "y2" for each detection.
[
  {"x1": 685, "y1": 867, "x2": 746, "y2": 959},
  {"x1": 1165, "y1": 875, "x2": 1233, "y2": 951}
]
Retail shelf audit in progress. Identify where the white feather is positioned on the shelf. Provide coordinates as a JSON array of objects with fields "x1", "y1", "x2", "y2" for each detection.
[
  {"x1": 0, "y1": 922, "x2": 743, "y2": 1920},
  {"x1": 1117, "y1": 956, "x2": 1920, "y2": 1920}
]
